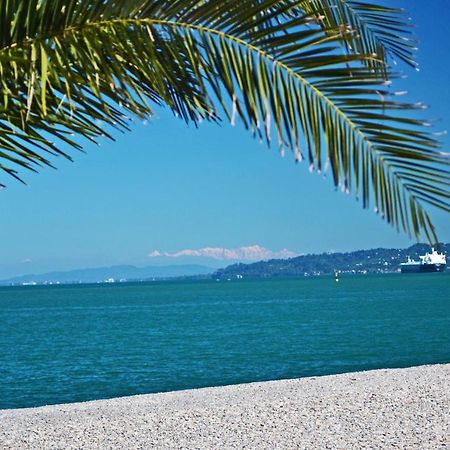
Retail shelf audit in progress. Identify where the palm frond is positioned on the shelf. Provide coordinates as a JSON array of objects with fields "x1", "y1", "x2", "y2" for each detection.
[
  {"x1": 0, "y1": 0, "x2": 448, "y2": 243},
  {"x1": 303, "y1": 0, "x2": 417, "y2": 72}
]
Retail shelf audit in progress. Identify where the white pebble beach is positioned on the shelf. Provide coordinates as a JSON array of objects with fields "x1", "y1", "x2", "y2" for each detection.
[{"x1": 1, "y1": 364, "x2": 449, "y2": 449}]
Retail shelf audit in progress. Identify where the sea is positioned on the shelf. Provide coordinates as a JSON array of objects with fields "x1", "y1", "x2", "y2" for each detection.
[{"x1": 1, "y1": 273, "x2": 449, "y2": 409}]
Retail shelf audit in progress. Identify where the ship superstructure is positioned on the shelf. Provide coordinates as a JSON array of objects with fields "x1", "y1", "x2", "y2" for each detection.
[{"x1": 400, "y1": 248, "x2": 447, "y2": 273}]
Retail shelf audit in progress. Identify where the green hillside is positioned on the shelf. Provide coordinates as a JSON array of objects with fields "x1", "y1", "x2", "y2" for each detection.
[{"x1": 213, "y1": 244, "x2": 450, "y2": 279}]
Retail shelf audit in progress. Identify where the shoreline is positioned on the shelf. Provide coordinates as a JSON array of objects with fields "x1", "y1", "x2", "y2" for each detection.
[{"x1": 1, "y1": 364, "x2": 449, "y2": 449}]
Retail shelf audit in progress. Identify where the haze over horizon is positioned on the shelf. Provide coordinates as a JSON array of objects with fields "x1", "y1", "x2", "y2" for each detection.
[
  {"x1": 1, "y1": 1, "x2": 449, "y2": 279},
  {"x1": 3, "y1": 242, "x2": 449, "y2": 281}
]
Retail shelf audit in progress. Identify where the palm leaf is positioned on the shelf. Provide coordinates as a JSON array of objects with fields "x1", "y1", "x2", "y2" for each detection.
[
  {"x1": 0, "y1": 0, "x2": 448, "y2": 243},
  {"x1": 303, "y1": 0, "x2": 417, "y2": 72}
]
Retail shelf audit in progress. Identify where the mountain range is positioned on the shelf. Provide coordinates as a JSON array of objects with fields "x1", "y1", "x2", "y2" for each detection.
[
  {"x1": 2, "y1": 243, "x2": 448, "y2": 286},
  {"x1": 0, "y1": 264, "x2": 213, "y2": 285},
  {"x1": 213, "y1": 243, "x2": 450, "y2": 279}
]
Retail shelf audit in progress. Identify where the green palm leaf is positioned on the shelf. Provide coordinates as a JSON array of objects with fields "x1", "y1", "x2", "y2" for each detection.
[
  {"x1": 0, "y1": 0, "x2": 448, "y2": 242},
  {"x1": 304, "y1": 0, "x2": 417, "y2": 71}
]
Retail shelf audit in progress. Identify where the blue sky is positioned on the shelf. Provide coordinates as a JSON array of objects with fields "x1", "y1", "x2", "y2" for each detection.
[{"x1": 0, "y1": 1, "x2": 449, "y2": 278}]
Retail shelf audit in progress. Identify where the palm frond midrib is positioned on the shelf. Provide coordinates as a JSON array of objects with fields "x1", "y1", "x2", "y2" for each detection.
[{"x1": 0, "y1": 0, "x2": 447, "y2": 242}]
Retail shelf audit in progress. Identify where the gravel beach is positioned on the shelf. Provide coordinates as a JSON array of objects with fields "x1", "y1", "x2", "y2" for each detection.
[{"x1": 1, "y1": 364, "x2": 449, "y2": 449}]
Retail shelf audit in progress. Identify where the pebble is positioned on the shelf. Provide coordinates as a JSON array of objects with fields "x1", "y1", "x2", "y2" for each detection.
[{"x1": 0, "y1": 364, "x2": 449, "y2": 449}]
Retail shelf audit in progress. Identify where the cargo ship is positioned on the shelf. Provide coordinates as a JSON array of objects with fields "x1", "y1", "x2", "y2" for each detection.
[{"x1": 400, "y1": 248, "x2": 447, "y2": 273}]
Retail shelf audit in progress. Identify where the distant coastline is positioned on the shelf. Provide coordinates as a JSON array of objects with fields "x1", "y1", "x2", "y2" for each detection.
[
  {"x1": 214, "y1": 243, "x2": 450, "y2": 280},
  {"x1": 1, "y1": 243, "x2": 448, "y2": 287},
  {"x1": 0, "y1": 264, "x2": 214, "y2": 287}
]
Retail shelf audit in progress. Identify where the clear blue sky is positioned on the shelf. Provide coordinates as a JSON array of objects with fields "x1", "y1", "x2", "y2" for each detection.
[{"x1": 0, "y1": 1, "x2": 449, "y2": 278}]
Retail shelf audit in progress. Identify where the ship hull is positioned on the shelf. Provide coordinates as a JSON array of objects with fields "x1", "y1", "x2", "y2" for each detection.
[{"x1": 400, "y1": 264, "x2": 446, "y2": 273}]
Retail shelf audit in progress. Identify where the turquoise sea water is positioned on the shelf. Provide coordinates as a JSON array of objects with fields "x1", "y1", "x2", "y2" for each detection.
[{"x1": 1, "y1": 274, "x2": 449, "y2": 409}]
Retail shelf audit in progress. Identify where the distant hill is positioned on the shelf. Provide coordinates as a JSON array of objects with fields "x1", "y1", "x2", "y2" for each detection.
[
  {"x1": 3, "y1": 243, "x2": 449, "y2": 285},
  {"x1": 213, "y1": 243, "x2": 450, "y2": 280},
  {"x1": 0, "y1": 264, "x2": 214, "y2": 286}
]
